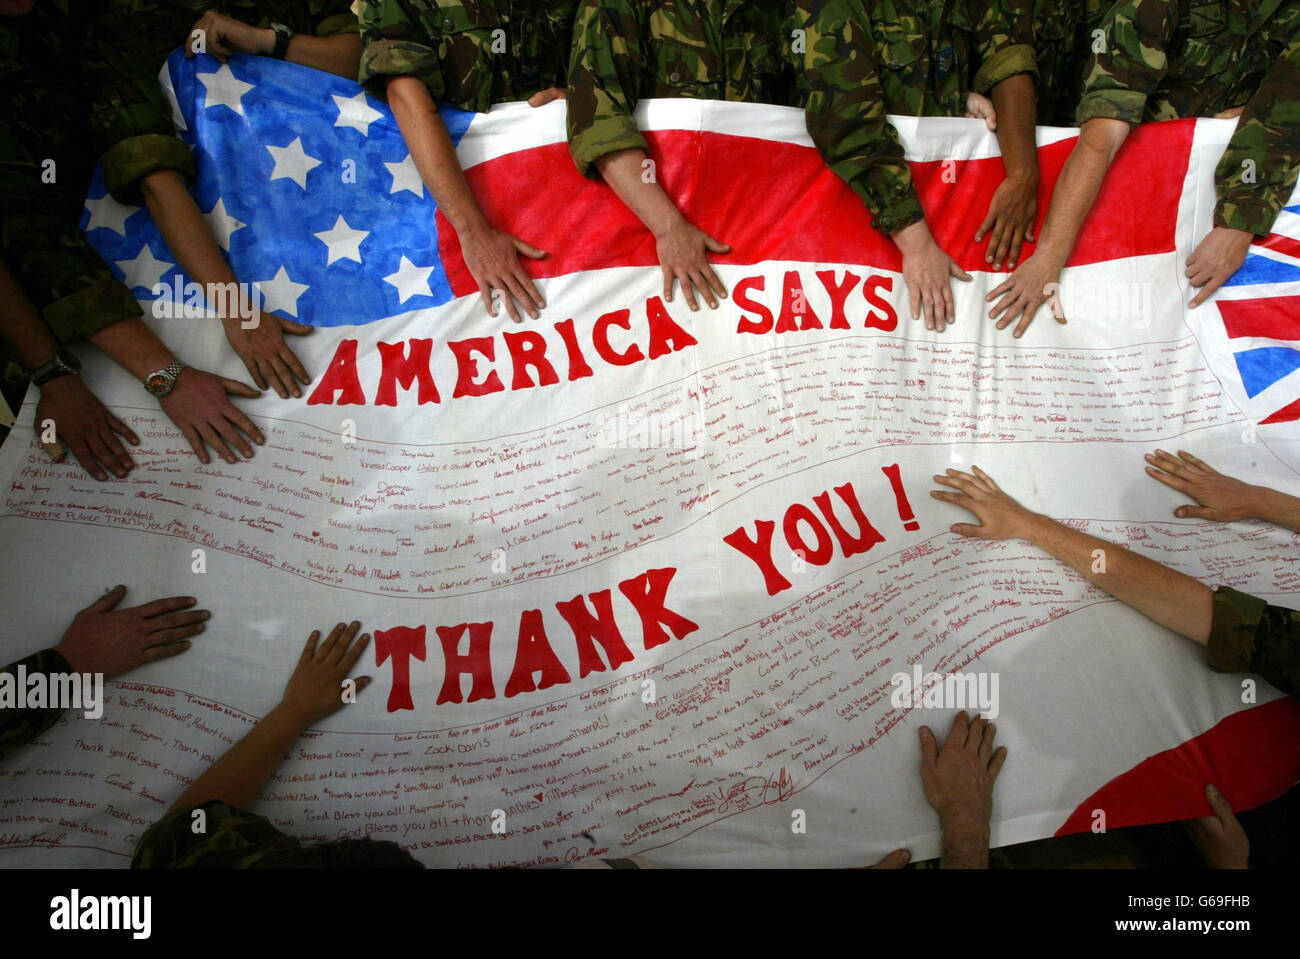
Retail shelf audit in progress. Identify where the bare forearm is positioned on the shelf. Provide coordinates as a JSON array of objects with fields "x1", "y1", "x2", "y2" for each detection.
[
  {"x1": 286, "y1": 33, "x2": 361, "y2": 79},
  {"x1": 1036, "y1": 118, "x2": 1129, "y2": 263},
  {"x1": 167, "y1": 703, "x2": 308, "y2": 814},
  {"x1": 87, "y1": 317, "x2": 173, "y2": 381},
  {"x1": 595, "y1": 148, "x2": 685, "y2": 238},
  {"x1": 1020, "y1": 512, "x2": 1214, "y2": 644},
  {"x1": 141, "y1": 170, "x2": 239, "y2": 291},
  {"x1": 388, "y1": 78, "x2": 488, "y2": 235},
  {"x1": 939, "y1": 817, "x2": 990, "y2": 869},
  {"x1": 991, "y1": 74, "x2": 1039, "y2": 186},
  {"x1": 1252, "y1": 486, "x2": 1300, "y2": 533},
  {"x1": 0, "y1": 261, "x2": 61, "y2": 370}
]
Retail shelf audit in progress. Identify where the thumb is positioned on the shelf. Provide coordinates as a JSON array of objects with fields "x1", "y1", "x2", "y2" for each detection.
[
  {"x1": 1204, "y1": 784, "x2": 1237, "y2": 824},
  {"x1": 1175, "y1": 505, "x2": 1214, "y2": 520},
  {"x1": 279, "y1": 318, "x2": 313, "y2": 336},
  {"x1": 89, "y1": 584, "x2": 128, "y2": 613},
  {"x1": 704, "y1": 234, "x2": 732, "y2": 254},
  {"x1": 513, "y1": 237, "x2": 547, "y2": 259},
  {"x1": 221, "y1": 377, "x2": 262, "y2": 398},
  {"x1": 951, "y1": 523, "x2": 980, "y2": 538},
  {"x1": 869, "y1": 848, "x2": 911, "y2": 869},
  {"x1": 950, "y1": 260, "x2": 972, "y2": 281}
]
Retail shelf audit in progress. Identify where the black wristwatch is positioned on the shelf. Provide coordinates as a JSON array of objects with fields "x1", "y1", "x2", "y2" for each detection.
[
  {"x1": 29, "y1": 350, "x2": 82, "y2": 387},
  {"x1": 269, "y1": 22, "x2": 293, "y2": 59}
]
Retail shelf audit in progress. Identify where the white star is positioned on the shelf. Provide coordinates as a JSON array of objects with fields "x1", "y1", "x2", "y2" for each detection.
[
  {"x1": 314, "y1": 215, "x2": 369, "y2": 266},
  {"x1": 266, "y1": 137, "x2": 321, "y2": 190},
  {"x1": 196, "y1": 63, "x2": 255, "y2": 116},
  {"x1": 255, "y1": 266, "x2": 310, "y2": 318},
  {"x1": 333, "y1": 91, "x2": 383, "y2": 136},
  {"x1": 83, "y1": 193, "x2": 137, "y2": 236},
  {"x1": 205, "y1": 198, "x2": 246, "y2": 252},
  {"x1": 115, "y1": 245, "x2": 174, "y2": 291},
  {"x1": 383, "y1": 256, "x2": 435, "y2": 304},
  {"x1": 385, "y1": 154, "x2": 425, "y2": 197}
]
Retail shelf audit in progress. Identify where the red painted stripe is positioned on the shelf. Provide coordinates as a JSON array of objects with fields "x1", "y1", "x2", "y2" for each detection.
[
  {"x1": 438, "y1": 118, "x2": 1194, "y2": 299},
  {"x1": 1217, "y1": 295, "x2": 1300, "y2": 340},
  {"x1": 1056, "y1": 697, "x2": 1300, "y2": 836},
  {"x1": 1261, "y1": 395, "x2": 1300, "y2": 425},
  {"x1": 1255, "y1": 232, "x2": 1300, "y2": 261}
]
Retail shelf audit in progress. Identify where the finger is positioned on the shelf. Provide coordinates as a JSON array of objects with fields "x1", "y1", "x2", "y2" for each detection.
[
  {"x1": 690, "y1": 272, "x2": 719, "y2": 311},
  {"x1": 1006, "y1": 230, "x2": 1026, "y2": 271},
  {"x1": 993, "y1": 295, "x2": 1021, "y2": 328},
  {"x1": 1189, "y1": 274, "x2": 1225, "y2": 309},
  {"x1": 1013, "y1": 301, "x2": 1038, "y2": 339},
  {"x1": 144, "y1": 609, "x2": 210, "y2": 633},
  {"x1": 1204, "y1": 783, "x2": 1237, "y2": 825},
  {"x1": 225, "y1": 407, "x2": 266, "y2": 448},
  {"x1": 1174, "y1": 505, "x2": 1216, "y2": 520},
  {"x1": 966, "y1": 715, "x2": 985, "y2": 749},
  {"x1": 497, "y1": 277, "x2": 527, "y2": 323},
  {"x1": 278, "y1": 318, "x2": 314, "y2": 337},
  {"x1": 68, "y1": 440, "x2": 109, "y2": 481},
  {"x1": 943, "y1": 468, "x2": 979, "y2": 489},
  {"x1": 143, "y1": 639, "x2": 192, "y2": 663},
  {"x1": 1145, "y1": 449, "x2": 1189, "y2": 477},
  {"x1": 214, "y1": 418, "x2": 254, "y2": 460},
  {"x1": 478, "y1": 282, "x2": 495, "y2": 318},
  {"x1": 908, "y1": 280, "x2": 920, "y2": 321},
  {"x1": 970, "y1": 465, "x2": 1000, "y2": 491},
  {"x1": 39, "y1": 436, "x2": 67, "y2": 464},
  {"x1": 198, "y1": 423, "x2": 237, "y2": 464},
  {"x1": 268, "y1": 355, "x2": 303, "y2": 399},
  {"x1": 929, "y1": 474, "x2": 968, "y2": 491},
  {"x1": 134, "y1": 596, "x2": 199, "y2": 619},
  {"x1": 1186, "y1": 266, "x2": 1214, "y2": 289},
  {"x1": 244, "y1": 355, "x2": 269, "y2": 393},
  {"x1": 869, "y1": 848, "x2": 911, "y2": 869},
  {"x1": 921, "y1": 288, "x2": 935, "y2": 332},
  {"x1": 85, "y1": 432, "x2": 127, "y2": 479},
  {"x1": 679, "y1": 271, "x2": 700, "y2": 312},
  {"x1": 1176, "y1": 449, "x2": 1212, "y2": 473},
  {"x1": 979, "y1": 722, "x2": 996, "y2": 762},
  {"x1": 703, "y1": 264, "x2": 728, "y2": 300},
  {"x1": 942, "y1": 278, "x2": 955, "y2": 325},
  {"x1": 918, "y1": 726, "x2": 937, "y2": 767},
  {"x1": 950, "y1": 522, "x2": 984, "y2": 538},
  {"x1": 342, "y1": 632, "x2": 371, "y2": 672},
  {"x1": 107, "y1": 413, "x2": 141, "y2": 447},
  {"x1": 929, "y1": 490, "x2": 967, "y2": 509},
  {"x1": 88, "y1": 584, "x2": 128, "y2": 613},
  {"x1": 703, "y1": 234, "x2": 732, "y2": 256},
  {"x1": 513, "y1": 237, "x2": 548, "y2": 260},
  {"x1": 317, "y1": 622, "x2": 348, "y2": 661},
  {"x1": 219, "y1": 377, "x2": 262, "y2": 399},
  {"x1": 1144, "y1": 465, "x2": 1188, "y2": 492},
  {"x1": 986, "y1": 278, "x2": 1013, "y2": 306},
  {"x1": 146, "y1": 622, "x2": 207, "y2": 645},
  {"x1": 974, "y1": 208, "x2": 997, "y2": 244},
  {"x1": 510, "y1": 266, "x2": 544, "y2": 315},
  {"x1": 950, "y1": 262, "x2": 972, "y2": 282},
  {"x1": 987, "y1": 219, "x2": 1009, "y2": 269},
  {"x1": 329, "y1": 621, "x2": 362, "y2": 665},
  {"x1": 301, "y1": 630, "x2": 322, "y2": 664},
  {"x1": 179, "y1": 423, "x2": 209, "y2": 464},
  {"x1": 662, "y1": 267, "x2": 675, "y2": 305},
  {"x1": 988, "y1": 745, "x2": 1008, "y2": 779},
  {"x1": 948, "y1": 710, "x2": 970, "y2": 749},
  {"x1": 260, "y1": 357, "x2": 291, "y2": 400}
]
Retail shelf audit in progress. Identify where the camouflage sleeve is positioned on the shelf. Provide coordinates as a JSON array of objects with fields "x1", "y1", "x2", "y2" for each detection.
[
  {"x1": 1213, "y1": 7, "x2": 1300, "y2": 236},
  {"x1": 793, "y1": 0, "x2": 923, "y2": 236},
  {"x1": 0, "y1": 649, "x2": 72, "y2": 763},
  {"x1": 356, "y1": 0, "x2": 446, "y2": 100},
  {"x1": 1075, "y1": 0, "x2": 1179, "y2": 126},
  {"x1": 132, "y1": 799, "x2": 298, "y2": 868},
  {"x1": 0, "y1": 125, "x2": 141, "y2": 343},
  {"x1": 566, "y1": 0, "x2": 650, "y2": 178},
  {"x1": 1207, "y1": 586, "x2": 1300, "y2": 698},
  {"x1": 970, "y1": 0, "x2": 1039, "y2": 94},
  {"x1": 78, "y1": 10, "x2": 196, "y2": 204}
]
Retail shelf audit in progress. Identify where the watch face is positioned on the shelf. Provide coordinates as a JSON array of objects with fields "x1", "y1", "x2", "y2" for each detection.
[
  {"x1": 57, "y1": 350, "x2": 82, "y2": 373},
  {"x1": 145, "y1": 371, "x2": 173, "y2": 395}
]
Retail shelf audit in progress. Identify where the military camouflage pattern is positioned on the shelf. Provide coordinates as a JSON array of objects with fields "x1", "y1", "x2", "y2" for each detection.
[
  {"x1": 1079, "y1": 0, "x2": 1299, "y2": 235},
  {"x1": 0, "y1": 649, "x2": 74, "y2": 762},
  {"x1": 788, "y1": 0, "x2": 925, "y2": 235},
  {"x1": 863, "y1": 0, "x2": 1022, "y2": 116},
  {"x1": 567, "y1": 0, "x2": 792, "y2": 177},
  {"x1": 0, "y1": 1, "x2": 142, "y2": 367},
  {"x1": 357, "y1": 0, "x2": 577, "y2": 110},
  {"x1": 993, "y1": 0, "x2": 1111, "y2": 125},
  {"x1": 1208, "y1": 586, "x2": 1300, "y2": 698},
  {"x1": 78, "y1": 0, "x2": 357, "y2": 202}
]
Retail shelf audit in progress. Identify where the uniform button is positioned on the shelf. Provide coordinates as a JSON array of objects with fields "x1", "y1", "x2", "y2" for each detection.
[
  {"x1": 443, "y1": 18, "x2": 454, "y2": 29},
  {"x1": 670, "y1": 71, "x2": 681, "y2": 83}
]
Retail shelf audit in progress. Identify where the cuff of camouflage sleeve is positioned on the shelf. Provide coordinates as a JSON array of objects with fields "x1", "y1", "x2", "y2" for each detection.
[
  {"x1": 358, "y1": 39, "x2": 444, "y2": 101},
  {"x1": 1206, "y1": 586, "x2": 1266, "y2": 674},
  {"x1": 43, "y1": 275, "x2": 142, "y2": 343},
  {"x1": 972, "y1": 45, "x2": 1039, "y2": 94},
  {"x1": 1075, "y1": 90, "x2": 1146, "y2": 127},
  {"x1": 1213, "y1": 195, "x2": 1278, "y2": 237},
  {"x1": 569, "y1": 116, "x2": 649, "y2": 180},
  {"x1": 862, "y1": 185, "x2": 925, "y2": 237},
  {"x1": 101, "y1": 134, "x2": 197, "y2": 205}
]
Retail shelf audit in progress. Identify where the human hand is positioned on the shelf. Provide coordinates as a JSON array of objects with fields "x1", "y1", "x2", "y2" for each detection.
[
  {"x1": 223, "y1": 314, "x2": 313, "y2": 399},
  {"x1": 528, "y1": 87, "x2": 567, "y2": 107},
  {"x1": 964, "y1": 91, "x2": 997, "y2": 132},
  {"x1": 278, "y1": 621, "x2": 371, "y2": 727},
  {"x1": 930, "y1": 465, "x2": 1038, "y2": 540},
  {"x1": 53, "y1": 585, "x2": 207, "y2": 678},
  {"x1": 986, "y1": 249, "x2": 1067, "y2": 338},
  {"x1": 157, "y1": 366, "x2": 265, "y2": 465},
  {"x1": 894, "y1": 221, "x2": 972, "y2": 333},
  {"x1": 460, "y1": 223, "x2": 547, "y2": 322},
  {"x1": 187, "y1": 10, "x2": 272, "y2": 61},
  {"x1": 1186, "y1": 227, "x2": 1253, "y2": 308},
  {"x1": 656, "y1": 216, "x2": 730, "y2": 311},
  {"x1": 975, "y1": 172, "x2": 1038, "y2": 272},
  {"x1": 1144, "y1": 449, "x2": 1264, "y2": 522},
  {"x1": 919, "y1": 711, "x2": 1005, "y2": 836},
  {"x1": 1184, "y1": 784, "x2": 1249, "y2": 869},
  {"x1": 865, "y1": 848, "x2": 912, "y2": 869},
  {"x1": 35, "y1": 375, "x2": 139, "y2": 480}
]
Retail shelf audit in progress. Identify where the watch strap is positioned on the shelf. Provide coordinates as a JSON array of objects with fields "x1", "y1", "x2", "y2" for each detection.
[
  {"x1": 29, "y1": 351, "x2": 80, "y2": 387},
  {"x1": 269, "y1": 22, "x2": 293, "y2": 59}
]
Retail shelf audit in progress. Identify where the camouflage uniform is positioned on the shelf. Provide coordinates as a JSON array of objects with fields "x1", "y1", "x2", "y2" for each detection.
[
  {"x1": 0, "y1": 650, "x2": 74, "y2": 762},
  {"x1": 863, "y1": 0, "x2": 1025, "y2": 116},
  {"x1": 989, "y1": 0, "x2": 1112, "y2": 125},
  {"x1": 1208, "y1": 586, "x2": 1300, "y2": 698},
  {"x1": 356, "y1": 0, "x2": 578, "y2": 111},
  {"x1": 788, "y1": 0, "x2": 925, "y2": 235},
  {"x1": 1078, "y1": 0, "x2": 1300, "y2": 235},
  {"x1": 566, "y1": 0, "x2": 792, "y2": 177},
  {"x1": 0, "y1": 0, "x2": 142, "y2": 372}
]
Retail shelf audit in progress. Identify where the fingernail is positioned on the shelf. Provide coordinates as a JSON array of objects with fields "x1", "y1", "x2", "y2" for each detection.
[
  {"x1": 200, "y1": 610, "x2": 211, "y2": 620},
  {"x1": 1207, "y1": 784, "x2": 1221, "y2": 797}
]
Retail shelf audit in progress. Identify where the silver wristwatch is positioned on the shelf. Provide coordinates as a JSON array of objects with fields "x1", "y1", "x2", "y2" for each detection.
[{"x1": 144, "y1": 359, "x2": 187, "y2": 397}]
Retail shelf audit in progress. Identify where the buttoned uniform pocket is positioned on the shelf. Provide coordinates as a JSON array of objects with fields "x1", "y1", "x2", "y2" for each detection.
[
  {"x1": 418, "y1": 1, "x2": 509, "y2": 109},
  {"x1": 650, "y1": 33, "x2": 714, "y2": 96}
]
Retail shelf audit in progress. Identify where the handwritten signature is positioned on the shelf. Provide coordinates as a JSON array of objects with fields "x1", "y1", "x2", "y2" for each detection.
[{"x1": 712, "y1": 767, "x2": 798, "y2": 815}]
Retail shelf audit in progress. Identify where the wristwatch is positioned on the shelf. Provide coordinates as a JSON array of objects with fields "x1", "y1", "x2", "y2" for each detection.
[
  {"x1": 29, "y1": 350, "x2": 82, "y2": 387},
  {"x1": 144, "y1": 359, "x2": 187, "y2": 397},
  {"x1": 269, "y1": 22, "x2": 293, "y2": 59}
]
